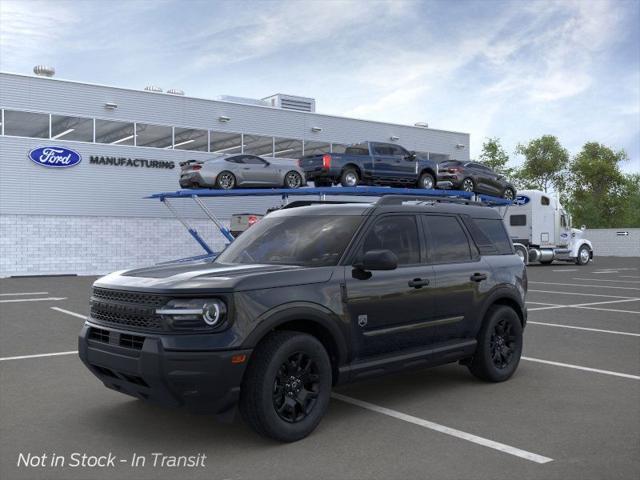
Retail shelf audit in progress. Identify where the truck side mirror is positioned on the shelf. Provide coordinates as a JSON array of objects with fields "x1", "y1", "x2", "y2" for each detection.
[
  {"x1": 354, "y1": 249, "x2": 398, "y2": 271},
  {"x1": 405, "y1": 151, "x2": 416, "y2": 161}
]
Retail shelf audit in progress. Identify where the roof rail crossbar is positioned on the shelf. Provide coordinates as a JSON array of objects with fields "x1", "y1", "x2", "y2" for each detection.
[{"x1": 376, "y1": 194, "x2": 478, "y2": 206}]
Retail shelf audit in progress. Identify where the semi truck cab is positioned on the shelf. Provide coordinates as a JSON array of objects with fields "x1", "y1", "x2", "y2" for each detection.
[{"x1": 501, "y1": 190, "x2": 593, "y2": 265}]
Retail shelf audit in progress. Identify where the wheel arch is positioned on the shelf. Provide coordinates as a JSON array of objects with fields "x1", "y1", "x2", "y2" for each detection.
[
  {"x1": 419, "y1": 167, "x2": 436, "y2": 179},
  {"x1": 342, "y1": 163, "x2": 362, "y2": 178},
  {"x1": 242, "y1": 304, "x2": 349, "y2": 385},
  {"x1": 479, "y1": 288, "x2": 526, "y2": 328}
]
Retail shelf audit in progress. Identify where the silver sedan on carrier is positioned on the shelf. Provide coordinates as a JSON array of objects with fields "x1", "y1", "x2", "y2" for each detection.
[{"x1": 179, "y1": 154, "x2": 307, "y2": 189}]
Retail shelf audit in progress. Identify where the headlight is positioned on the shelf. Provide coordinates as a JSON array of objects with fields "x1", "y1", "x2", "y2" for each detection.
[{"x1": 156, "y1": 298, "x2": 227, "y2": 331}]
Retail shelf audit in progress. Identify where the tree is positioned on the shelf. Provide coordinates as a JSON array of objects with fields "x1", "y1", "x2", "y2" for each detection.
[
  {"x1": 479, "y1": 137, "x2": 511, "y2": 174},
  {"x1": 515, "y1": 135, "x2": 569, "y2": 193},
  {"x1": 565, "y1": 142, "x2": 630, "y2": 228}
]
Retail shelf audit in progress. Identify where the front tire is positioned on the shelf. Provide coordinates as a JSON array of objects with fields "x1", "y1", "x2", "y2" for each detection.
[
  {"x1": 417, "y1": 172, "x2": 435, "y2": 189},
  {"x1": 284, "y1": 171, "x2": 303, "y2": 189},
  {"x1": 215, "y1": 171, "x2": 236, "y2": 190},
  {"x1": 576, "y1": 245, "x2": 591, "y2": 265},
  {"x1": 461, "y1": 177, "x2": 475, "y2": 192},
  {"x1": 468, "y1": 305, "x2": 522, "y2": 382},
  {"x1": 239, "y1": 331, "x2": 332, "y2": 442}
]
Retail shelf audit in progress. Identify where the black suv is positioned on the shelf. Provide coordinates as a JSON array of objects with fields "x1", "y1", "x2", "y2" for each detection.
[
  {"x1": 438, "y1": 160, "x2": 516, "y2": 200},
  {"x1": 79, "y1": 196, "x2": 527, "y2": 442}
]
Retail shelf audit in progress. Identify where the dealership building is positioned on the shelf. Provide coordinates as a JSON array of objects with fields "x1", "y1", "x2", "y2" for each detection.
[{"x1": 0, "y1": 69, "x2": 470, "y2": 276}]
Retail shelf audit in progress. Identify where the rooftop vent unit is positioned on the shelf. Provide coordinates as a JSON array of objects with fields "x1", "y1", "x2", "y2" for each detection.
[
  {"x1": 33, "y1": 65, "x2": 55, "y2": 77},
  {"x1": 216, "y1": 95, "x2": 270, "y2": 107},
  {"x1": 262, "y1": 94, "x2": 316, "y2": 113},
  {"x1": 144, "y1": 85, "x2": 163, "y2": 93},
  {"x1": 167, "y1": 88, "x2": 185, "y2": 96}
]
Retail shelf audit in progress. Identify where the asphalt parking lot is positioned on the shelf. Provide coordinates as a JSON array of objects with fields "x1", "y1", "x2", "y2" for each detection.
[{"x1": 1, "y1": 257, "x2": 639, "y2": 480}]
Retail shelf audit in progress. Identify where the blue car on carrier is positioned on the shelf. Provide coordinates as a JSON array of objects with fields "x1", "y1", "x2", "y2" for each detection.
[{"x1": 299, "y1": 141, "x2": 445, "y2": 189}]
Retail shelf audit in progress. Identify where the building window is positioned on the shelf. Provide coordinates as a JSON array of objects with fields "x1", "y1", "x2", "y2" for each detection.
[
  {"x1": 273, "y1": 137, "x2": 303, "y2": 159},
  {"x1": 135, "y1": 123, "x2": 173, "y2": 149},
  {"x1": 331, "y1": 143, "x2": 347, "y2": 154},
  {"x1": 51, "y1": 114, "x2": 93, "y2": 142},
  {"x1": 244, "y1": 134, "x2": 274, "y2": 156},
  {"x1": 303, "y1": 140, "x2": 330, "y2": 156},
  {"x1": 95, "y1": 119, "x2": 135, "y2": 145},
  {"x1": 210, "y1": 131, "x2": 243, "y2": 154},
  {"x1": 173, "y1": 127, "x2": 208, "y2": 151},
  {"x1": 3, "y1": 110, "x2": 49, "y2": 138}
]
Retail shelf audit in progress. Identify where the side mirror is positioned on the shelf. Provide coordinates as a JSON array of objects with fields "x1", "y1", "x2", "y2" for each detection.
[
  {"x1": 405, "y1": 151, "x2": 416, "y2": 160},
  {"x1": 354, "y1": 249, "x2": 398, "y2": 271}
]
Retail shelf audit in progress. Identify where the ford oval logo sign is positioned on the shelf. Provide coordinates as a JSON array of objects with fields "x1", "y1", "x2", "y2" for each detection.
[
  {"x1": 514, "y1": 195, "x2": 530, "y2": 206},
  {"x1": 28, "y1": 146, "x2": 82, "y2": 168}
]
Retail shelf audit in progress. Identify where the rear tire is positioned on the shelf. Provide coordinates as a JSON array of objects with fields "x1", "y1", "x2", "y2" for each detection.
[
  {"x1": 468, "y1": 305, "x2": 522, "y2": 382},
  {"x1": 417, "y1": 172, "x2": 435, "y2": 189},
  {"x1": 215, "y1": 171, "x2": 236, "y2": 190},
  {"x1": 340, "y1": 168, "x2": 359, "y2": 187},
  {"x1": 503, "y1": 187, "x2": 515, "y2": 200},
  {"x1": 239, "y1": 331, "x2": 332, "y2": 442}
]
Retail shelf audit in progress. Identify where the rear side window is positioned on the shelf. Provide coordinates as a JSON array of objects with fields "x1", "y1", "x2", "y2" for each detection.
[
  {"x1": 360, "y1": 216, "x2": 420, "y2": 265},
  {"x1": 510, "y1": 215, "x2": 526, "y2": 226},
  {"x1": 423, "y1": 216, "x2": 472, "y2": 262},
  {"x1": 466, "y1": 218, "x2": 513, "y2": 255}
]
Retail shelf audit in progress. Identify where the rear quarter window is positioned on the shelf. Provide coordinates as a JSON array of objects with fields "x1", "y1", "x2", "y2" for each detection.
[
  {"x1": 465, "y1": 217, "x2": 513, "y2": 255},
  {"x1": 423, "y1": 215, "x2": 472, "y2": 263}
]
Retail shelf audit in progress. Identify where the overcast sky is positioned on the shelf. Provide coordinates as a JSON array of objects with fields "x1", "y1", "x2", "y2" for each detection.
[{"x1": 1, "y1": 0, "x2": 638, "y2": 172}]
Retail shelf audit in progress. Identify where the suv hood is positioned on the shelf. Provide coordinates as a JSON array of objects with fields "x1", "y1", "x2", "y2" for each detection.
[{"x1": 94, "y1": 258, "x2": 334, "y2": 293}]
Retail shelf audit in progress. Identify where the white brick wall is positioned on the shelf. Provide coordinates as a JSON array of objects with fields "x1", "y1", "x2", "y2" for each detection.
[
  {"x1": 0, "y1": 214, "x2": 230, "y2": 277},
  {"x1": 586, "y1": 228, "x2": 640, "y2": 257}
]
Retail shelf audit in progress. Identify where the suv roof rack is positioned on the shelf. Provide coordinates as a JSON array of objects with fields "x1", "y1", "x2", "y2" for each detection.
[{"x1": 146, "y1": 186, "x2": 512, "y2": 255}]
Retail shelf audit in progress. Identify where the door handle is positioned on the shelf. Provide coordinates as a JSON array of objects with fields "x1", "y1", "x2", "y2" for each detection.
[
  {"x1": 243, "y1": 167, "x2": 251, "y2": 170},
  {"x1": 408, "y1": 278, "x2": 430, "y2": 288},
  {"x1": 470, "y1": 273, "x2": 487, "y2": 282}
]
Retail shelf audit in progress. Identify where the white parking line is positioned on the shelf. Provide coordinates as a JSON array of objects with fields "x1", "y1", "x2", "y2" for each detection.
[
  {"x1": 552, "y1": 269, "x2": 578, "y2": 272},
  {"x1": 573, "y1": 306, "x2": 640, "y2": 315},
  {"x1": 527, "y1": 298, "x2": 640, "y2": 312},
  {"x1": 527, "y1": 321, "x2": 640, "y2": 337},
  {"x1": 522, "y1": 357, "x2": 640, "y2": 380},
  {"x1": 332, "y1": 393, "x2": 553, "y2": 464},
  {"x1": 620, "y1": 275, "x2": 640, "y2": 279},
  {"x1": 0, "y1": 351, "x2": 77, "y2": 362},
  {"x1": 529, "y1": 281, "x2": 640, "y2": 291},
  {"x1": 0, "y1": 292, "x2": 49, "y2": 296},
  {"x1": 529, "y1": 289, "x2": 637, "y2": 299},
  {"x1": 0, "y1": 297, "x2": 67, "y2": 303},
  {"x1": 573, "y1": 278, "x2": 640, "y2": 284},
  {"x1": 51, "y1": 307, "x2": 88, "y2": 319}
]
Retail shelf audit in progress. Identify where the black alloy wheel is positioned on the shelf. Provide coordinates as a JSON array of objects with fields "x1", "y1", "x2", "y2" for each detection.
[
  {"x1": 462, "y1": 177, "x2": 475, "y2": 192},
  {"x1": 489, "y1": 318, "x2": 516, "y2": 369},
  {"x1": 239, "y1": 331, "x2": 331, "y2": 442},
  {"x1": 273, "y1": 352, "x2": 321, "y2": 423},
  {"x1": 284, "y1": 171, "x2": 303, "y2": 189},
  {"x1": 468, "y1": 305, "x2": 522, "y2": 382}
]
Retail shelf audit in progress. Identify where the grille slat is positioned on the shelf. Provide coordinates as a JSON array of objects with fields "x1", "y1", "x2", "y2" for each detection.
[{"x1": 90, "y1": 288, "x2": 168, "y2": 331}]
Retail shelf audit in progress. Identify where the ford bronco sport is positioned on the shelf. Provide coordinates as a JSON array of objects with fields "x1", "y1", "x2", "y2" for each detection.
[{"x1": 79, "y1": 196, "x2": 527, "y2": 442}]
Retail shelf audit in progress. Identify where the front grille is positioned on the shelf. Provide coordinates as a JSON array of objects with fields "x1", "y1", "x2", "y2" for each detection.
[
  {"x1": 120, "y1": 334, "x2": 145, "y2": 350},
  {"x1": 90, "y1": 287, "x2": 168, "y2": 331},
  {"x1": 88, "y1": 327, "x2": 110, "y2": 343},
  {"x1": 92, "y1": 287, "x2": 168, "y2": 307}
]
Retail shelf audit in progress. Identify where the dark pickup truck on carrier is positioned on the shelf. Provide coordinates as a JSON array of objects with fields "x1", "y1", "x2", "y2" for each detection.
[
  {"x1": 79, "y1": 195, "x2": 527, "y2": 442},
  {"x1": 299, "y1": 141, "x2": 442, "y2": 189}
]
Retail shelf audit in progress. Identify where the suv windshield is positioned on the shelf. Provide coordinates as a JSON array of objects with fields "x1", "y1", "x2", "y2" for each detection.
[{"x1": 215, "y1": 215, "x2": 363, "y2": 267}]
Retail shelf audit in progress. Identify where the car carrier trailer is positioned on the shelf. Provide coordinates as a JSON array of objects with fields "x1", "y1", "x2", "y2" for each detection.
[{"x1": 147, "y1": 186, "x2": 512, "y2": 258}]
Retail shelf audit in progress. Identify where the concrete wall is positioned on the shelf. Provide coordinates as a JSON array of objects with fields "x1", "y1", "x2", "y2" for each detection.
[{"x1": 587, "y1": 228, "x2": 640, "y2": 257}]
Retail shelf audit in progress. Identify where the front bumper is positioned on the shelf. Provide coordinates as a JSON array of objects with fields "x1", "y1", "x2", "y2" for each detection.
[{"x1": 78, "y1": 322, "x2": 251, "y2": 414}]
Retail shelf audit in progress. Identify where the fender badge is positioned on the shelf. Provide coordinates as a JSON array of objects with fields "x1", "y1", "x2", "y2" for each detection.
[{"x1": 358, "y1": 315, "x2": 368, "y2": 327}]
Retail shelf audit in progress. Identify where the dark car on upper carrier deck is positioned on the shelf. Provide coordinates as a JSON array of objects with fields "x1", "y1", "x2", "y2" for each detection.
[{"x1": 79, "y1": 196, "x2": 527, "y2": 442}]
